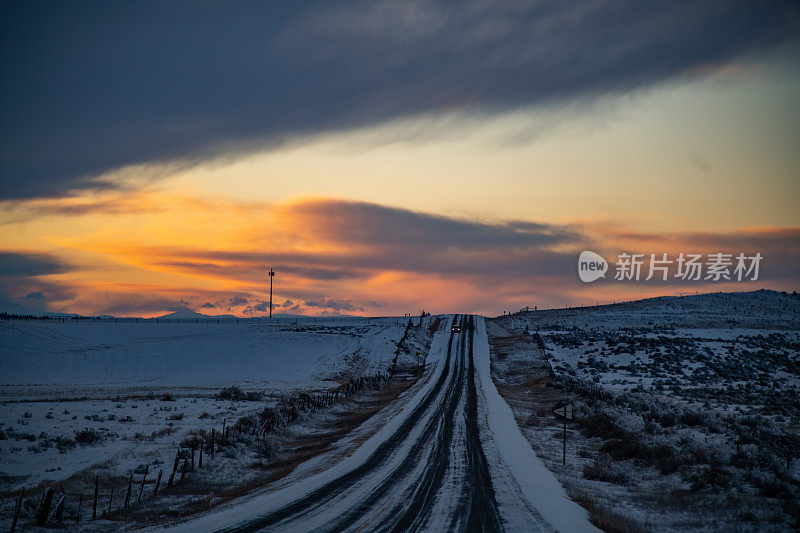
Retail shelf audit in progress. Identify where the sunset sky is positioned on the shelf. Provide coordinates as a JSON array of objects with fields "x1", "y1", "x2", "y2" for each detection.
[{"x1": 1, "y1": 1, "x2": 799, "y2": 317}]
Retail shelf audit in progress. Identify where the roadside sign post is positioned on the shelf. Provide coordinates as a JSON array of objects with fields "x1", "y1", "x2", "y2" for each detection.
[
  {"x1": 563, "y1": 411, "x2": 566, "y2": 465},
  {"x1": 553, "y1": 404, "x2": 573, "y2": 466}
]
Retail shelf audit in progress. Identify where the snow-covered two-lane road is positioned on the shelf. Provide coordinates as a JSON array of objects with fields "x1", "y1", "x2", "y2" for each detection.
[{"x1": 166, "y1": 316, "x2": 597, "y2": 532}]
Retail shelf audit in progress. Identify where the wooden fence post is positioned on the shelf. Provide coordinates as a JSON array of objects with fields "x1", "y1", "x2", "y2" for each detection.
[
  {"x1": 107, "y1": 486, "x2": 113, "y2": 515},
  {"x1": 199, "y1": 441, "x2": 203, "y2": 468},
  {"x1": 52, "y1": 494, "x2": 66, "y2": 521},
  {"x1": 11, "y1": 487, "x2": 24, "y2": 532},
  {"x1": 35, "y1": 488, "x2": 54, "y2": 526},
  {"x1": 191, "y1": 445, "x2": 195, "y2": 472},
  {"x1": 76, "y1": 493, "x2": 82, "y2": 523},
  {"x1": 124, "y1": 473, "x2": 133, "y2": 509},
  {"x1": 137, "y1": 465, "x2": 148, "y2": 503},
  {"x1": 92, "y1": 478, "x2": 98, "y2": 520},
  {"x1": 211, "y1": 428, "x2": 215, "y2": 457},
  {"x1": 154, "y1": 469, "x2": 163, "y2": 495},
  {"x1": 167, "y1": 452, "x2": 180, "y2": 488}
]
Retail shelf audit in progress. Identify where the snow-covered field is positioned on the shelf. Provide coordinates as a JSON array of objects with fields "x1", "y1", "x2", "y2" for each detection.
[
  {"x1": 0, "y1": 318, "x2": 404, "y2": 398},
  {"x1": 1, "y1": 313, "x2": 596, "y2": 531},
  {"x1": 532, "y1": 292, "x2": 800, "y2": 419},
  {"x1": 543, "y1": 328, "x2": 800, "y2": 409},
  {"x1": 489, "y1": 290, "x2": 800, "y2": 531},
  {"x1": 4, "y1": 291, "x2": 799, "y2": 530},
  {"x1": 1, "y1": 396, "x2": 253, "y2": 489},
  {"x1": 162, "y1": 316, "x2": 597, "y2": 533},
  {"x1": 0, "y1": 319, "x2": 405, "y2": 497}
]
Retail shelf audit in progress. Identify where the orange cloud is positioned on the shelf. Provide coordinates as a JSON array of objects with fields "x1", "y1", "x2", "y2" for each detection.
[{"x1": 1, "y1": 192, "x2": 798, "y2": 317}]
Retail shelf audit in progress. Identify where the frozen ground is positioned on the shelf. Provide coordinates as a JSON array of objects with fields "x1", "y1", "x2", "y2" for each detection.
[
  {"x1": 490, "y1": 290, "x2": 800, "y2": 531},
  {"x1": 530, "y1": 291, "x2": 800, "y2": 420},
  {"x1": 5, "y1": 290, "x2": 797, "y2": 531},
  {"x1": 501, "y1": 290, "x2": 800, "y2": 331},
  {"x1": 164, "y1": 316, "x2": 597, "y2": 533},
  {"x1": 0, "y1": 318, "x2": 405, "y2": 399},
  {"x1": 0, "y1": 319, "x2": 405, "y2": 499},
  {"x1": 1, "y1": 395, "x2": 262, "y2": 490},
  {"x1": 543, "y1": 328, "x2": 800, "y2": 411},
  {"x1": 1, "y1": 315, "x2": 598, "y2": 531}
]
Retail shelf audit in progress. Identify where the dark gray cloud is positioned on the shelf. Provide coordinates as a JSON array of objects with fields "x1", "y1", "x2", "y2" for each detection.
[
  {"x1": 2, "y1": 1, "x2": 796, "y2": 198},
  {"x1": 241, "y1": 301, "x2": 272, "y2": 315},
  {"x1": 85, "y1": 297, "x2": 193, "y2": 316},
  {"x1": 24, "y1": 291, "x2": 46, "y2": 300},
  {"x1": 228, "y1": 295, "x2": 249, "y2": 307},
  {"x1": 20, "y1": 291, "x2": 47, "y2": 312},
  {"x1": 198, "y1": 301, "x2": 217, "y2": 309},
  {"x1": 144, "y1": 199, "x2": 583, "y2": 280},
  {"x1": 597, "y1": 228, "x2": 800, "y2": 286},
  {"x1": 0, "y1": 251, "x2": 73, "y2": 277},
  {"x1": 147, "y1": 199, "x2": 799, "y2": 289},
  {"x1": 242, "y1": 298, "x2": 305, "y2": 315},
  {"x1": 304, "y1": 297, "x2": 363, "y2": 312},
  {"x1": 278, "y1": 265, "x2": 364, "y2": 281},
  {"x1": 286, "y1": 200, "x2": 582, "y2": 250}
]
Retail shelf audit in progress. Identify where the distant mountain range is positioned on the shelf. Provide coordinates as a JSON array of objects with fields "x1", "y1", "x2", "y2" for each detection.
[
  {"x1": 9, "y1": 290, "x2": 795, "y2": 322},
  {"x1": 0, "y1": 297, "x2": 80, "y2": 318},
  {"x1": 154, "y1": 308, "x2": 238, "y2": 320},
  {"x1": 0, "y1": 298, "x2": 354, "y2": 320},
  {"x1": 151, "y1": 309, "x2": 361, "y2": 320}
]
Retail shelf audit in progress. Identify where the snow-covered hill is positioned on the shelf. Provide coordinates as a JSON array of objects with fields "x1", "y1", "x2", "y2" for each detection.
[
  {"x1": 502, "y1": 289, "x2": 800, "y2": 330},
  {"x1": 489, "y1": 290, "x2": 800, "y2": 531}
]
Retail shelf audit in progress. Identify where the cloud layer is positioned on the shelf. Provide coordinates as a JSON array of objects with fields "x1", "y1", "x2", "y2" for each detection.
[
  {"x1": 2, "y1": 1, "x2": 797, "y2": 198},
  {"x1": 0, "y1": 251, "x2": 73, "y2": 278},
  {"x1": 1, "y1": 196, "x2": 798, "y2": 316}
]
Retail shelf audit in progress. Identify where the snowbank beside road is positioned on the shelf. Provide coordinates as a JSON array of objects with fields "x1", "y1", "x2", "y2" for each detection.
[{"x1": 473, "y1": 317, "x2": 599, "y2": 533}]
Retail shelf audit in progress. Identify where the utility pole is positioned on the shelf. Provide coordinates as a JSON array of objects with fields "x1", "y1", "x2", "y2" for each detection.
[
  {"x1": 563, "y1": 410, "x2": 567, "y2": 466},
  {"x1": 268, "y1": 267, "x2": 274, "y2": 319}
]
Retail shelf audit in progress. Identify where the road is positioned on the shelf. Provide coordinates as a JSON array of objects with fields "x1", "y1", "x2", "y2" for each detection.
[{"x1": 167, "y1": 316, "x2": 597, "y2": 532}]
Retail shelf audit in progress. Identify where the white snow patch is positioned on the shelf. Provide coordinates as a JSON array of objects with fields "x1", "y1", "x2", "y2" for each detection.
[{"x1": 473, "y1": 317, "x2": 599, "y2": 533}]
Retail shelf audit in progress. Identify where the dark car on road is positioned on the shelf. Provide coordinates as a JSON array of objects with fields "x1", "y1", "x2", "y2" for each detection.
[{"x1": 451, "y1": 324, "x2": 461, "y2": 333}]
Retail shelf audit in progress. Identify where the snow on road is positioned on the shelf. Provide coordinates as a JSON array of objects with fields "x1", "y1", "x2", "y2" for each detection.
[
  {"x1": 473, "y1": 317, "x2": 598, "y2": 532},
  {"x1": 163, "y1": 316, "x2": 596, "y2": 532}
]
